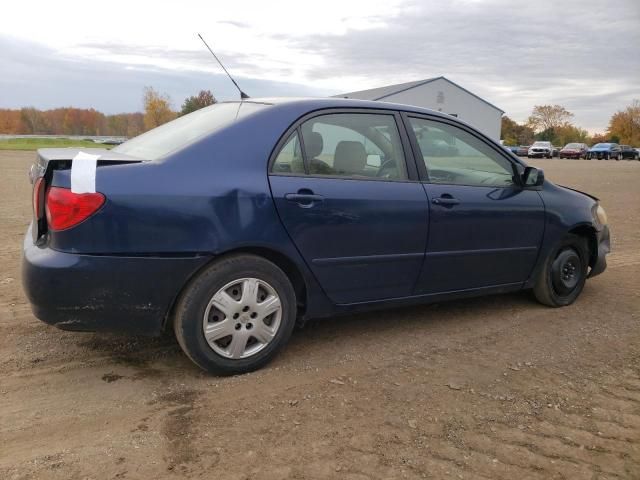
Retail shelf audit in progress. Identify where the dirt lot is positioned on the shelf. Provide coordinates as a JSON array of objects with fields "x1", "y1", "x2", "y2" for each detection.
[{"x1": 1, "y1": 150, "x2": 639, "y2": 480}]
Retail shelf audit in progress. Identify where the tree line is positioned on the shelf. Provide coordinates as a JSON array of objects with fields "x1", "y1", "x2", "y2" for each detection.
[
  {"x1": 0, "y1": 87, "x2": 216, "y2": 137},
  {"x1": 1, "y1": 86, "x2": 637, "y2": 147},
  {"x1": 502, "y1": 100, "x2": 640, "y2": 146}
]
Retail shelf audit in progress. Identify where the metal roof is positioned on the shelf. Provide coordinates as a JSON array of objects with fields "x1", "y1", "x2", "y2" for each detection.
[{"x1": 336, "y1": 76, "x2": 504, "y2": 114}]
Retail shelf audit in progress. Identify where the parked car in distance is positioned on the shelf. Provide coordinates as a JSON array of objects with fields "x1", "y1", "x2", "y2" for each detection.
[
  {"x1": 503, "y1": 145, "x2": 519, "y2": 155},
  {"x1": 559, "y1": 143, "x2": 589, "y2": 159},
  {"x1": 587, "y1": 143, "x2": 621, "y2": 160},
  {"x1": 22, "y1": 98, "x2": 611, "y2": 375},
  {"x1": 620, "y1": 145, "x2": 640, "y2": 160},
  {"x1": 528, "y1": 141, "x2": 554, "y2": 158},
  {"x1": 516, "y1": 145, "x2": 530, "y2": 156}
]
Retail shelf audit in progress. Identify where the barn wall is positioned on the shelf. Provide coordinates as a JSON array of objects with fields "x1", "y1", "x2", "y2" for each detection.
[{"x1": 371, "y1": 78, "x2": 502, "y2": 141}]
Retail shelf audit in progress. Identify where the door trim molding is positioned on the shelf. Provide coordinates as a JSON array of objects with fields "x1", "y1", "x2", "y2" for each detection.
[
  {"x1": 312, "y1": 252, "x2": 424, "y2": 266},
  {"x1": 425, "y1": 246, "x2": 538, "y2": 258}
]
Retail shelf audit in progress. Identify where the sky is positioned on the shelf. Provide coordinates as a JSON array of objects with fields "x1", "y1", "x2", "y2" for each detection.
[{"x1": 1, "y1": 0, "x2": 639, "y2": 133}]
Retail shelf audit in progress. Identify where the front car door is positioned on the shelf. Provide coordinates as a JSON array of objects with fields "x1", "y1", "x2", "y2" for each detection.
[
  {"x1": 269, "y1": 110, "x2": 429, "y2": 304},
  {"x1": 404, "y1": 115, "x2": 545, "y2": 295}
]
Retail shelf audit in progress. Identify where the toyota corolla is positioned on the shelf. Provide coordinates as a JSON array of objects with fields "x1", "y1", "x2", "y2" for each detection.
[{"x1": 22, "y1": 98, "x2": 610, "y2": 374}]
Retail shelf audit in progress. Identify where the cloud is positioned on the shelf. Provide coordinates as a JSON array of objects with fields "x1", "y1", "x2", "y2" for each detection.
[
  {"x1": 0, "y1": 36, "x2": 335, "y2": 114},
  {"x1": 1, "y1": 0, "x2": 639, "y2": 132},
  {"x1": 276, "y1": 0, "x2": 640, "y2": 131}
]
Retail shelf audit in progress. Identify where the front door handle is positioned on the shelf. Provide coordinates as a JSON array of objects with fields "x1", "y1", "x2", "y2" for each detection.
[
  {"x1": 432, "y1": 195, "x2": 460, "y2": 206},
  {"x1": 285, "y1": 192, "x2": 324, "y2": 207}
]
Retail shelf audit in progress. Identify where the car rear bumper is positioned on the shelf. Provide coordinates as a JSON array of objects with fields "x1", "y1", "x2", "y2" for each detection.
[
  {"x1": 588, "y1": 225, "x2": 610, "y2": 278},
  {"x1": 22, "y1": 225, "x2": 211, "y2": 335}
]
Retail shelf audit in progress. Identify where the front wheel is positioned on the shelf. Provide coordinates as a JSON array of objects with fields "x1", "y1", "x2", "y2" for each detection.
[
  {"x1": 533, "y1": 234, "x2": 589, "y2": 307},
  {"x1": 173, "y1": 254, "x2": 297, "y2": 375}
]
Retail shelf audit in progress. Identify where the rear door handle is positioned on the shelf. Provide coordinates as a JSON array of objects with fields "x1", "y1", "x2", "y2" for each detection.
[
  {"x1": 285, "y1": 192, "x2": 324, "y2": 207},
  {"x1": 432, "y1": 196, "x2": 460, "y2": 206}
]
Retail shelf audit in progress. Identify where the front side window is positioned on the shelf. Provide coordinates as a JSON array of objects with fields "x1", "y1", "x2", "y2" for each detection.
[
  {"x1": 408, "y1": 117, "x2": 515, "y2": 187},
  {"x1": 299, "y1": 113, "x2": 408, "y2": 180}
]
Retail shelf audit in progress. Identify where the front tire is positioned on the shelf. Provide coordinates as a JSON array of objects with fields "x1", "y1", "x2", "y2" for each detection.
[
  {"x1": 173, "y1": 254, "x2": 297, "y2": 375},
  {"x1": 533, "y1": 234, "x2": 589, "y2": 307}
]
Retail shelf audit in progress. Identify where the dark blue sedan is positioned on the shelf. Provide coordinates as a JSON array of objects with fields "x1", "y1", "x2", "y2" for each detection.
[
  {"x1": 22, "y1": 98, "x2": 610, "y2": 374},
  {"x1": 587, "y1": 143, "x2": 622, "y2": 160}
]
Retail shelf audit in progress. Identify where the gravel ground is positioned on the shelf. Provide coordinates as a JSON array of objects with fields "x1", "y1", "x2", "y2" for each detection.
[{"x1": 0, "y1": 151, "x2": 639, "y2": 479}]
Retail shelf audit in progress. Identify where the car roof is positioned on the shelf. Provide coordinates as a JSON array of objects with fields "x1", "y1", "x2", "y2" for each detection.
[{"x1": 232, "y1": 97, "x2": 460, "y2": 121}]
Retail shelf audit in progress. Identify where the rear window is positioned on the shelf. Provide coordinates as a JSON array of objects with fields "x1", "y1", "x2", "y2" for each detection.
[{"x1": 113, "y1": 102, "x2": 269, "y2": 160}]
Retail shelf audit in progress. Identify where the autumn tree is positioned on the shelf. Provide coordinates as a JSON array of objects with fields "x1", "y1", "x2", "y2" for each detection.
[
  {"x1": 590, "y1": 133, "x2": 608, "y2": 144},
  {"x1": 0, "y1": 109, "x2": 23, "y2": 134},
  {"x1": 554, "y1": 124, "x2": 590, "y2": 146},
  {"x1": 180, "y1": 90, "x2": 216, "y2": 116},
  {"x1": 501, "y1": 115, "x2": 535, "y2": 145},
  {"x1": 607, "y1": 100, "x2": 640, "y2": 146},
  {"x1": 20, "y1": 107, "x2": 49, "y2": 134},
  {"x1": 143, "y1": 87, "x2": 176, "y2": 130},
  {"x1": 527, "y1": 105, "x2": 574, "y2": 133}
]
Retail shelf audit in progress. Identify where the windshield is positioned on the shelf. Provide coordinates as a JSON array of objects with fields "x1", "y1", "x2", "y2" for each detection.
[
  {"x1": 532, "y1": 142, "x2": 550, "y2": 147},
  {"x1": 593, "y1": 143, "x2": 611, "y2": 148},
  {"x1": 564, "y1": 143, "x2": 581, "y2": 148},
  {"x1": 114, "y1": 102, "x2": 269, "y2": 160}
]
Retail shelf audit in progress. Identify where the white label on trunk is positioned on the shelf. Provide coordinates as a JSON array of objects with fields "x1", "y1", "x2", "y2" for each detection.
[{"x1": 70, "y1": 151, "x2": 100, "y2": 193}]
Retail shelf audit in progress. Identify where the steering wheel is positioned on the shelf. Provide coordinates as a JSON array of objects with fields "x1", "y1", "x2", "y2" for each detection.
[{"x1": 376, "y1": 159, "x2": 398, "y2": 178}]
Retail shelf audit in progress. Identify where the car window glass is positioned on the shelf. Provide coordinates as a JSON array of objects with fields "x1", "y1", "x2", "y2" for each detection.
[
  {"x1": 114, "y1": 102, "x2": 268, "y2": 160},
  {"x1": 272, "y1": 131, "x2": 305, "y2": 174},
  {"x1": 299, "y1": 113, "x2": 407, "y2": 180},
  {"x1": 409, "y1": 117, "x2": 515, "y2": 187}
]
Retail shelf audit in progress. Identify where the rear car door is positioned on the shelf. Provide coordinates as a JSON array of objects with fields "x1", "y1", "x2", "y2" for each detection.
[
  {"x1": 404, "y1": 115, "x2": 545, "y2": 294},
  {"x1": 269, "y1": 110, "x2": 429, "y2": 304}
]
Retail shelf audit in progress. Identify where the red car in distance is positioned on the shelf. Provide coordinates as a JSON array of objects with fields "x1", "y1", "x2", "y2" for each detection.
[{"x1": 559, "y1": 143, "x2": 588, "y2": 159}]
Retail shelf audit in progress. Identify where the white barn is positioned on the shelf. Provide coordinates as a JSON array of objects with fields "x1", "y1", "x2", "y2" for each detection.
[{"x1": 337, "y1": 76, "x2": 504, "y2": 141}]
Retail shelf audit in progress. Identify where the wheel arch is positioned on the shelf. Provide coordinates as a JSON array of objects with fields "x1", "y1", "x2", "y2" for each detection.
[
  {"x1": 568, "y1": 224, "x2": 598, "y2": 268},
  {"x1": 163, "y1": 246, "x2": 309, "y2": 331}
]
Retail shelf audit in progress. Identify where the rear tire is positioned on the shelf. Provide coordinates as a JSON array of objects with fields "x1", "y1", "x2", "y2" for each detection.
[
  {"x1": 533, "y1": 234, "x2": 589, "y2": 307},
  {"x1": 173, "y1": 254, "x2": 297, "y2": 375}
]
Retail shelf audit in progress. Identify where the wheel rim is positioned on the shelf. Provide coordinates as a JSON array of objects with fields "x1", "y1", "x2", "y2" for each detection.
[
  {"x1": 550, "y1": 249, "x2": 582, "y2": 296},
  {"x1": 202, "y1": 278, "x2": 282, "y2": 359}
]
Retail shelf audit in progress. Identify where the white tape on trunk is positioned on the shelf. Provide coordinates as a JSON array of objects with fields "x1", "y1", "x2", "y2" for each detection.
[{"x1": 70, "y1": 151, "x2": 100, "y2": 193}]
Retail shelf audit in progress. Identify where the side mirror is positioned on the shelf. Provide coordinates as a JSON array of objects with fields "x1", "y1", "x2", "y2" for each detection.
[{"x1": 522, "y1": 166, "x2": 544, "y2": 187}]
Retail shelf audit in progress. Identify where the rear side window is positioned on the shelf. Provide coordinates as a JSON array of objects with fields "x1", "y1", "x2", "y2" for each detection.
[
  {"x1": 114, "y1": 102, "x2": 268, "y2": 160},
  {"x1": 272, "y1": 132, "x2": 305, "y2": 174},
  {"x1": 297, "y1": 113, "x2": 408, "y2": 180},
  {"x1": 272, "y1": 113, "x2": 407, "y2": 180}
]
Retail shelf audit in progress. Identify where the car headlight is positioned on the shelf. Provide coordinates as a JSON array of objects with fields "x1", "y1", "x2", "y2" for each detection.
[{"x1": 594, "y1": 204, "x2": 608, "y2": 225}]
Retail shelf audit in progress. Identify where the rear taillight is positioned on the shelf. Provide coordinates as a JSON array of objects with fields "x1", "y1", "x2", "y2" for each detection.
[
  {"x1": 45, "y1": 187, "x2": 105, "y2": 231},
  {"x1": 33, "y1": 177, "x2": 45, "y2": 219}
]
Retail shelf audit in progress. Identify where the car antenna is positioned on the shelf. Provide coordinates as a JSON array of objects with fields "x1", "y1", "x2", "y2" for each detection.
[{"x1": 197, "y1": 33, "x2": 250, "y2": 100}]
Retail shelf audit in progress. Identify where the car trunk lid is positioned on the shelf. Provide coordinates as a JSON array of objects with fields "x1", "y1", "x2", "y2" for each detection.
[{"x1": 30, "y1": 148, "x2": 147, "y2": 241}]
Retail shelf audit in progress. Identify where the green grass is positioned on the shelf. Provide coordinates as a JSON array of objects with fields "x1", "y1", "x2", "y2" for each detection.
[{"x1": 0, "y1": 138, "x2": 114, "y2": 151}]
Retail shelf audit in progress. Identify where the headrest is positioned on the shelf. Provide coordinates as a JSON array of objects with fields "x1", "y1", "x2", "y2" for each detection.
[
  {"x1": 305, "y1": 132, "x2": 324, "y2": 159},
  {"x1": 334, "y1": 141, "x2": 366, "y2": 175}
]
